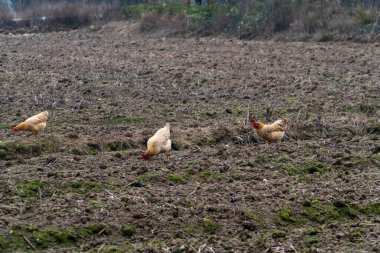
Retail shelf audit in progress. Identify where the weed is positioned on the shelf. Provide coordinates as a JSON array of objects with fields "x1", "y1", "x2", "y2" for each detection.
[
  {"x1": 47, "y1": 229, "x2": 77, "y2": 245},
  {"x1": 307, "y1": 227, "x2": 320, "y2": 235},
  {"x1": 78, "y1": 224, "x2": 109, "y2": 238},
  {"x1": 284, "y1": 160, "x2": 326, "y2": 176},
  {"x1": 0, "y1": 149, "x2": 6, "y2": 159},
  {"x1": 358, "y1": 102, "x2": 377, "y2": 115},
  {"x1": 69, "y1": 180, "x2": 104, "y2": 194},
  {"x1": 31, "y1": 232, "x2": 50, "y2": 248},
  {"x1": 203, "y1": 219, "x2": 221, "y2": 234},
  {"x1": 271, "y1": 230, "x2": 286, "y2": 238},
  {"x1": 357, "y1": 202, "x2": 380, "y2": 215},
  {"x1": 0, "y1": 236, "x2": 9, "y2": 250},
  {"x1": 121, "y1": 226, "x2": 136, "y2": 237},
  {"x1": 273, "y1": 155, "x2": 290, "y2": 163},
  {"x1": 102, "y1": 246, "x2": 123, "y2": 253},
  {"x1": 277, "y1": 208, "x2": 296, "y2": 223},
  {"x1": 168, "y1": 173, "x2": 189, "y2": 184},
  {"x1": 201, "y1": 170, "x2": 213, "y2": 179},
  {"x1": 180, "y1": 223, "x2": 200, "y2": 235},
  {"x1": 308, "y1": 237, "x2": 319, "y2": 245},
  {"x1": 244, "y1": 211, "x2": 261, "y2": 222},
  {"x1": 89, "y1": 200, "x2": 105, "y2": 209},
  {"x1": 304, "y1": 160, "x2": 326, "y2": 174},
  {"x1": 352, "y1": 155, "x2": 366, "y2": 164},
  {"x1": 187, "y1": 160, "x2": 204, "y2": 171},
  {"x1": 192, "y1": 136, "x2": 216, "y2": 146},
  {"x1": 134, "y1": 173, "x2": 162, "y2": 182},
  {"x1": 255, "y1": 155, "x2": 266, "y2": 164},
  {"x1": 301, "y1": 200, "x2": 358, "y2": 224},
  {"x1": 16, "y1": 180, "x2": 44, "y2": 199},
  {"x1": 106, "y1": 139, "x2": 137, "y2": 151},
  {"x1": 171, "y1": 141, "x2": 182, "y2": 151},
  {"x1": 371, "y1": 123, "x2": 380, "y2": 134}
]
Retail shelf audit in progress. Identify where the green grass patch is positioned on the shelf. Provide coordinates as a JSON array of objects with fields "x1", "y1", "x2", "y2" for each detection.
[
  {"x1": 244, "y1": 211, "x2": 261, "y2": 222},
  {"x1": 102, "y1": 246, "x2": 124, "y2": 253},
  {"x1": 68, "y1": 180, "x2": 105, "y2": 194},
  {"x1": 6, "y1": 224, "x2": 78, "y2": 250},
  {"x1": 301, "y1": 200, "x2": 358, "y2": 224},
  {"x1": 307, "y1": 236, "x2": 319, "y2": 245},
  {"x1": 277, "y1": 208, "x2": 296, "y2": 223},
  {"x1": 168, "y1": 173, "x2": 190, "y2": 184},
  {"x1": 0, "y1": 149, "x2": 6, "y2": 159},
  {"x1": 203, "y1": 219, "x2": 221, "y2": 234},
  {"x1": 372, "y1": 123, "x2": 380, "y2": 134},
  {"x1": 271, "y1": 230, "x2": 286, "y2": 238},
  {"x1": 134, "y1": 172, "x2": 162, "y2": 182},
  {"x1": 283, "y1": 159, "x2": 326, "y2": 176},
  {"x1": 78, "y1": 224, "x2": 109, "y2": 238},
  {"x1": 104, "y1": 116, "x2": 145, "y2": 125},
  {"x1": 121, "y1": 226, "x2": 136, "y2": 237},
  {"x1": 47, "y1": 229, "x2": 77, "y2": 245},
  {"x1": 357, "y1": 202, "x2": 380, "y2": 215},
  {"x1": 187, "y1": 160, "x2": 204, "y2": 171},
  {"x1": 16, "y1": 180, "x2": 44, "y2": 199},
  {"x1": 192, "y1": 136, "x2": 216, "y2": 146},
  {"x1": 201, "y1": 170, "x2": 213, "y2": 179},
  {"x1": 0, "y1": 137, "x2": 62, "y2": 158},
  {"x1": 0, "y1": 235, "x2": 9, "y2": 250},
  {"x1": 106, "y1": 139, "x2": 137, "y2": 151},
  {"x1": 179, "y1": 223, "x2": 201, "y2": 236},
  {"x1": 307, "y1": 227, "x2": 320, "y2": 235},
  {"x1": 273, "y1": 155, "x2": 290, "y2": 163}
]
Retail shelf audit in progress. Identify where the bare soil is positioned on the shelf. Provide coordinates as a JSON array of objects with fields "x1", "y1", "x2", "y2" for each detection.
[{"x1": 0, "y1": 22, "x2": 379, "y2": 253}]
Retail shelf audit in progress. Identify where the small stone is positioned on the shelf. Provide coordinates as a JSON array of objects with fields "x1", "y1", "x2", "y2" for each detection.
[
  {"x1": 47, "y1": 172, "x2": 57, "y2": 177},
  {"x1": 129, "y1": 182, "x2": 143, "y2": 188},
  {"x1": 336, "y1": 232, "x2": 345, "y2": 238}
]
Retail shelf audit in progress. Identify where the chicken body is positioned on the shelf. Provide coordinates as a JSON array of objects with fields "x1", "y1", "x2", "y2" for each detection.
[
  {"x1": 141, "y1": 123, "x2": 171, "y2": 160},
  {"x1": 252, "y1": 118, "x2": 287, "y2": 143},
  {"x1": 12, "y1": 111, "x2": 49, "y2": 135}
]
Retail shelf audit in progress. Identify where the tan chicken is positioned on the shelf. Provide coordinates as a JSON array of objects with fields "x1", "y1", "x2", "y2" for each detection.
[
  {"x1": 12, "y1": 111, "x2": 49, "y2": 135},
  {"x1": 251, "y1": 118, "x2": 287, "y2": 143},
  {"x1": 141, "y1": 123, "x2": 171, "y2": 160}
]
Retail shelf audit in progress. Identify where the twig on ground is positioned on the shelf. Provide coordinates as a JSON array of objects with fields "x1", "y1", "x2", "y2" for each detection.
[
  {"x1": 23, "y1": 235, "x2": 36, "y2": 250},
  {"x1": 197, "y1": 243, "x2": 207, "y2": 253},
  {"x1": 97, "y1": 243, "x2": 105, "y2": 253},
  {"x1": 97, "y1": 228, "x2": 106, "y2": 236}
]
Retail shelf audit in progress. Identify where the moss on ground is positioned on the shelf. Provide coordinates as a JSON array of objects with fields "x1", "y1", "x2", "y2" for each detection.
[
  {"x1": 0, "y1": 137, "x2": 62, "y2": 158},
  {"x1": 68, "y1": 180, "x2": 105, "y2": 194},
  {"x1": 168, "y1": 172, "x2": 190, "y2": 184},
  {"x1": 121, "y1": 226, "x2": 136, "y2": 237}
]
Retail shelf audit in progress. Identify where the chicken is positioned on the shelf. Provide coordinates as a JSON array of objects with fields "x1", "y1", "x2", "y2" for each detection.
[
  {"x1": 12, "y1": 111, "x2": 49, "y2": 135},
  {"x1": 251, "y1": 118, "x2": 287, "y2": 143},
  {"x1": 141, "y1": 123, "x2": 171, "y2": 160}
]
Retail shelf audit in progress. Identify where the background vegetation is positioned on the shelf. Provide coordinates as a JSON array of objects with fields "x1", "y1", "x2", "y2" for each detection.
[{"x1": 0, "y1": 0, "x2": 379, "y2": 39}]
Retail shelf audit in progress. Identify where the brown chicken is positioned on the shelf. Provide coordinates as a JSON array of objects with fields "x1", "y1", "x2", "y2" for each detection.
[
  {"x1": 251, "y1": 118, "x2": 287, "y2": 143},
  {"x1": 141, "y1": 123, "x2": 171, "y2": 160},
  {"x1": 12, "y1": 111, "x2": 49, "y2": 135}
]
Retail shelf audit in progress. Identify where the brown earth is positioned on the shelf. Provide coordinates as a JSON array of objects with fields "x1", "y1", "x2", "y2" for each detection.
[{"x1": 0, "y1": 21, "x2": 379, "y2": 253}]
